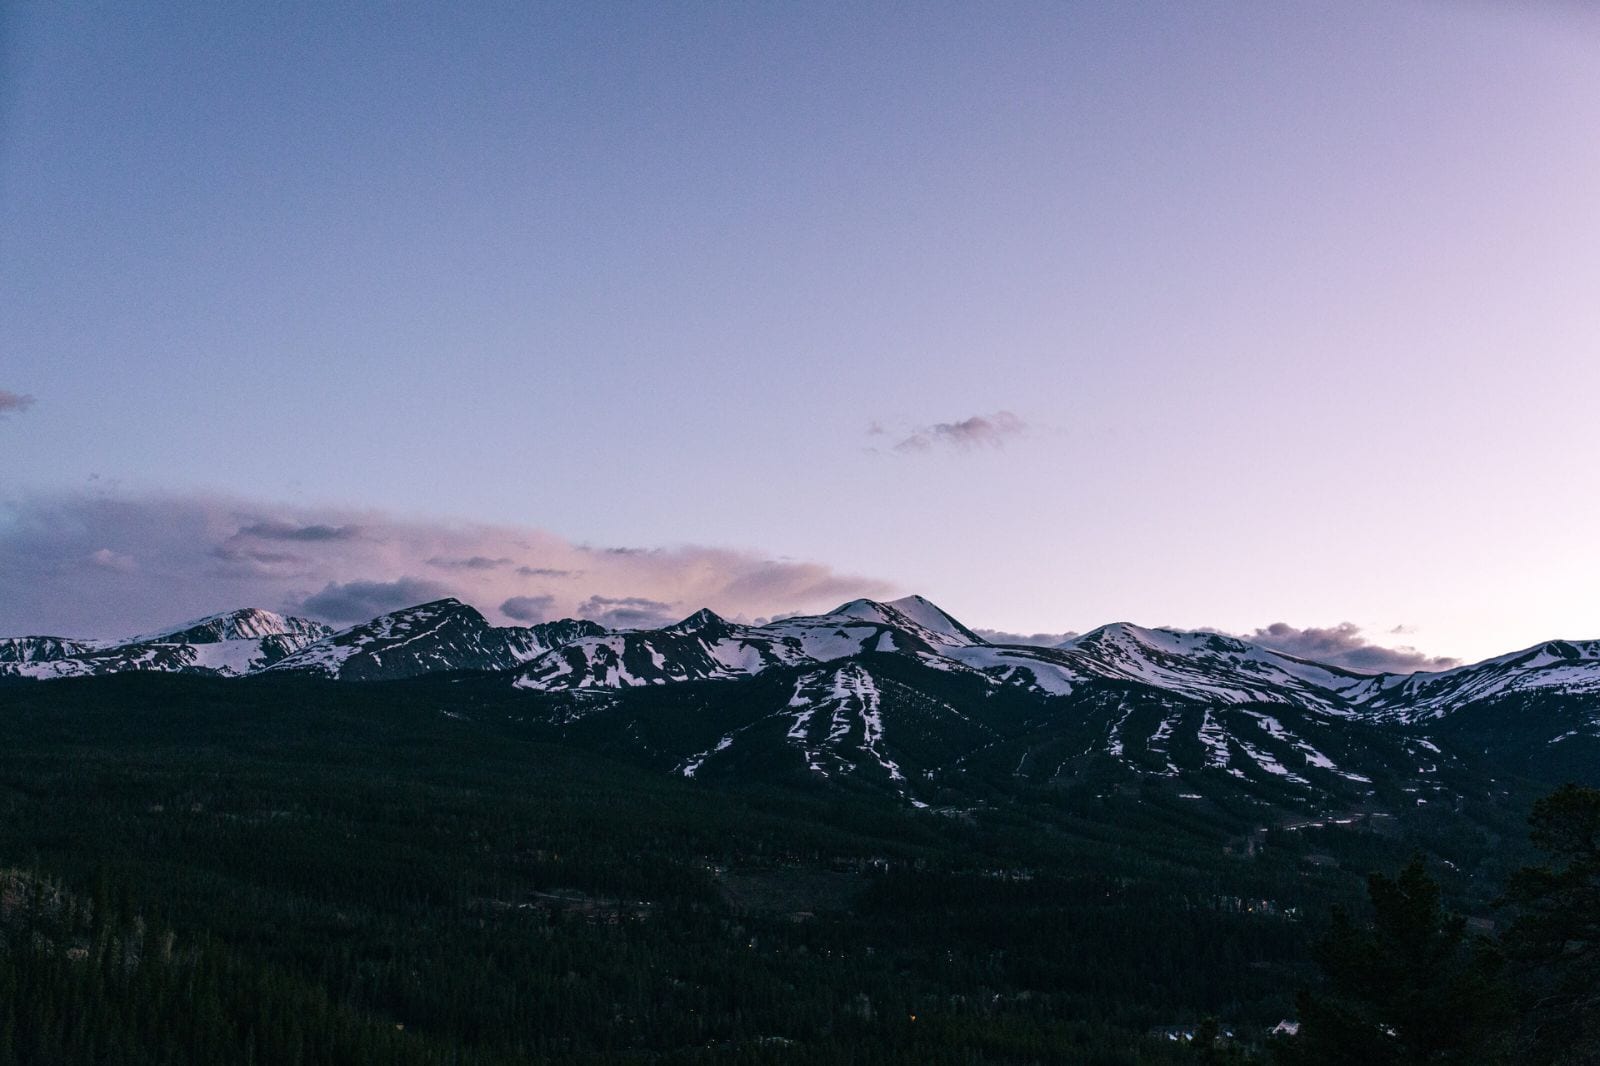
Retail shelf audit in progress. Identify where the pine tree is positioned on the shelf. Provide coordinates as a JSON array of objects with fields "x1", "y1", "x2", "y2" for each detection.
[
  {"x1": 1499, "y1": 784, "x2": 1600, "y2": 1065},
  {"x1": 1283, "y1": 857, "x2": 1511, "y2": 1065}
]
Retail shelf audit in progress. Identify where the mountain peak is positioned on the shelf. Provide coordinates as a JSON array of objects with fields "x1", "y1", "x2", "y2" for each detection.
[
  {"x1": 830, "y1": 597, "x2": 889, "y2": 617},
  {"x1": 129, "y1": 607, "x2": 330, "y2": 645},
  {"x1": 409, "y1": 597, "x2": 468, "y2": 611},
  {"x1": 357, "y1": 597, "x2": 488, "y2": 633},
  {"x1": 817, "y1": 596, "x2": 982, "y2": 650},
  {"x1": 885, "y1": 595, "x2": 987, "y2": 645},
  {"x1": 1068, "y1": 621, "x2": 1235, "y2": 652},
  {"x1": 664, "y1": 608, "x2": 729, "y2": 634}
]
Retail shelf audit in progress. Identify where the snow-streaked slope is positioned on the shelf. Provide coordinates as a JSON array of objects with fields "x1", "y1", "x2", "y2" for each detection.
[
  {"x1": 0, "y1": 601, "x2": 607, "y2": 682},
  {"x1": 0, "y1": 636, "x2": 98, "y2": 665},
  {"x1": 673, "y1": 662, "x2": 930, "y2": 806},
  {"x1": 11, "y1": 592, "x2": 1600, "y2": 744},
  {"x1": 513, "y1": 600, "x2": 952, "y2": 692},
  {"x1": 128, "y1": 608, "x2": 331, "y2": 646},
  {"x1": 1052, "y1": 624, "x2": 1377, "y2": 710},
  {"x1": 0, "y1": 609, "x2": 333, "y2": 679},
  {"x1": 267, "y1": 599, "x2": 603, "y2": 681},
  {"x1": 1354, "y1": 639, "x2": 1600, "y2": 720},
  {"x1": 939, "y1": 644, "x2": 1084, "y2": 696},
  {"x1": 516, "y1": 600, "x2": 1597, "y2": 718},
  {"x1": 8, "y1": 592, "x2": 1594, "y2": 806}
]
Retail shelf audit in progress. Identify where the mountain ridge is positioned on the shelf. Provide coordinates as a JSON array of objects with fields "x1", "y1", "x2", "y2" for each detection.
[
  {"x1": 4, "y1": 594, "x2": 1596, "y2": 807},
  {"x1": 6, "y1": 594, "x2": 1599, "y2": 712}
]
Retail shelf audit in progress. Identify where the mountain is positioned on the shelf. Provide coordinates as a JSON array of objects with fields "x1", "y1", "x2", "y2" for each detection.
[
  {"x1": 499, "y1": 600, "x2": 1596, "y2": 808},
  {"x1": 265, "y1": 599, "x2": 604, "y2": 681},
  {"x1": 830, "y1": 594, "x2": 988, "y2": 647},
  {"x1": 127, "y1": 607, "x2": 331, "y2": 646},
  {"x1": 512, "y1": 596, "x2": 970, "y2": 691},
  {"x1": 0, "y1": 608, "x2": 334, "y2": 679},
  {"x1": 1349, "y1": 639, "x2": 1600, "y2": 719},
  {"x1": 546, "y1": 641, "x2": 1424, "y2": 811},
  {"x1": 1050, "y1": 623, "x2": 1378, "y2": 710},
  {"x1": 5, "y1": 594, "x2": 1596, "y2": 808},
  {"x1": 0, "y1": 636, "x2": 96, "y2": 665},
  {"x1": 510, "y1": 595, "x2": 1102, "y2": 699},
  {"x1": 0, "y1": 601, "x2": 611, "y2": 684}
]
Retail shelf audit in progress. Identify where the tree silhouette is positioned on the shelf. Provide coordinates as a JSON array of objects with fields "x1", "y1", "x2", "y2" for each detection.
[
  {"x1": 1284, "y1": 857, "x2": 1510, "y2": 1065},
  {"x1": 1500, "y1": 784, "x2": 1600, "y2": 1065}
]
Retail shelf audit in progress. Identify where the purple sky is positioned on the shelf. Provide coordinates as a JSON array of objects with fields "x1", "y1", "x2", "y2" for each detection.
[{"x1": 3, "y1": 2, "x2": 1599, "y2": 664}]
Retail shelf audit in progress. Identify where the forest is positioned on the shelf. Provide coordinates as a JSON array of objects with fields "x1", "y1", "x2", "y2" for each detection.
[{"x1": 0, "y1": 673, "x2": 1592, "y2": 1064}]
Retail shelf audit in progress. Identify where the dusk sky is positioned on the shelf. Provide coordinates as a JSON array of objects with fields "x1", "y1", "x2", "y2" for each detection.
[{"x1": 3, "y1": 2, "x2": 1599, "y2": 665}]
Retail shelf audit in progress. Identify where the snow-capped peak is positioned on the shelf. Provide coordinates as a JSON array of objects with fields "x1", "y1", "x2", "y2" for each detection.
[
  {"x1": 128, "y1": 607, "x2": 331, "y2": 645},
  {"x1": 883, "y1": 595, "x2": 988, "y2": 645},
  {"x1": 828, "y1": 596, "x2": 983, "y2": 649}
]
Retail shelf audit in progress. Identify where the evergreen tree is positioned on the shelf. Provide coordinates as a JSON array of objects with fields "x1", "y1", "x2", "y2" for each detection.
[
  {"x1": 1499, "y1": 784, "x2": 1600, "y2": 1066},
  {"x1": 1283, "y1": 857, "x2": 1511, "y2": 1065},
  {"x1": 1188, "y1": 1016, "x2": 1252, "y2": 1065}
]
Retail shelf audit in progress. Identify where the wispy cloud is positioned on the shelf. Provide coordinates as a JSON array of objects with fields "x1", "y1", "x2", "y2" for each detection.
[
  {"x1": 882, "y1": 411, "x2": 1027, "y2": 453},
  {"x1": 0, "y1": 390, "x2": 35, "y2": 417},
  {"x1": 0, "y1": 491, "x2": 894, "y2": 638},
  {"x1": 87, "y1": 547, "x2": 136, "y2": 573},
  {"x1": 1241, "y1": 621, "x2": 1460, "y2": 674},
  {"x1": 427, "y1": 555, "x2": 513, "y2": 571}
]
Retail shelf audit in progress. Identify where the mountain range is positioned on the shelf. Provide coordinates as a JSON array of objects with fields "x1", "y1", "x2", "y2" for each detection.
[{"x1": 5, "y1": 595, "x2": 1596, "y2": 810}]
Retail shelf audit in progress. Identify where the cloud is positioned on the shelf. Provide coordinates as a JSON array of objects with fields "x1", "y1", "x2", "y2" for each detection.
[
  {"x1": 0, "y1": 390, "x2": 35, "y2": 417},
  {"x1": 297, "y1": 578, "x2": 452, "y2": 623},
  {"x1": 1241, "y1": 622, "x2": 1460, "y2": 674},
  {"x1": 500, "y1": 594, "x2": 557, "y2": 623},
  {"x1": 975, "y1": 628, "x2": 1079, "y2": 647},
  {"x1": 0, "y1": 491, "x2": 894, "y2": 638},
  {"x1": 427, "y1": 555, "x2": 513, "y2": 571},
  {"x1": 87, "y1": 548, "x2": 136, "y2": 573},
  {"x1": 210, "y1": 544, "x2": 305, "y2": 571},
  {"x1": 237, "y1": 521, "x2": 360, "y2": 541},
  {"x1": 889, "y1": 411, "x2": 1026, "y2": 453},
  {"x1": 575, "y1": 595, "x2": 678, "y2": 629}
]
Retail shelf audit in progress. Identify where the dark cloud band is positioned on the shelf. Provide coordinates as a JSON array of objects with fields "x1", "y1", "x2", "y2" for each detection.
[
  {"x1": 1243, "y1": 621, "x2": 1460, "y2": 673},
  {"x1": 298, "y1": 578, "x2": 451, "y2": 622},
  {"x1": 238, "y1": 520, "x2": 360, "y2": 541},
  {"x1": 501, "y1": 594, "x2": 557, "y2": 622},
  {"x1": 575, "y1": 595, "x2": 677, "y2": 629}
]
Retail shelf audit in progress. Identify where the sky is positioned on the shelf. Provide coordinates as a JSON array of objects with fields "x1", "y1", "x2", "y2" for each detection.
[{"x1": 3, "y1": 1, "x2": 1599, "y2": 666}]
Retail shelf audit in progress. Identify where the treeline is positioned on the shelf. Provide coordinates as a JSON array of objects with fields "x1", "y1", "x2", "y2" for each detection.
[
  {"x1": 0, "y1": 675, "x2": 1578, "y2": 1063},
  {"x1": 1182, "y1": 784, "x2": 1598, "y2": 1065},
  {"x1": 0, "y1": 870, "x2": 452, "y2": 1066}
]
